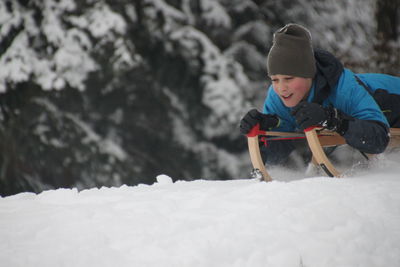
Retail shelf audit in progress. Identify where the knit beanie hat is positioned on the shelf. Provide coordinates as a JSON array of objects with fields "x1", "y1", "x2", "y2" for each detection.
[{"x1": 267, "y1": 24, "x2": 316, "y2": 78}]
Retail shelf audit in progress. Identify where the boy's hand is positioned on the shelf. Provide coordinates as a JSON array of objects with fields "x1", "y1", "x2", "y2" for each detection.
[
  {"x1": 239, "y1": 109, "x2": 280, "y2": 135},
  {"x1": 292, "y1": 102, "x2": 351, "y2": 135},
  {"x1": 291, "y1": 102, "x2": 328, "y2": 130}
]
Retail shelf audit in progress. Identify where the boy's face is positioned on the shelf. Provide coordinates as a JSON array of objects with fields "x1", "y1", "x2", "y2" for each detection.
[{"x1": 270, "y1": 75, "x2": 312, "y2": 107}]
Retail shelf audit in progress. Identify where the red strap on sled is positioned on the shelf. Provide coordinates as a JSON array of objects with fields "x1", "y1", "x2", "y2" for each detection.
[{"x1": 246, "y1": 124, "x2": 264, "y2": 138}]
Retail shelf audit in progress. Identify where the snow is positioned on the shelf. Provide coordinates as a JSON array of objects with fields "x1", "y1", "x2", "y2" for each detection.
[
  {"x1": 85, "y1": 4, "x2": 126, "y2": 39},
  {"x1": 2, "y1": 164, "x2": 400, "y2": 267},
  {"x1": 0, "y1": 0, "x2": 132, "y2": 92},
  {"x1": 199, "y1": 0, "x2": 232, "y2": 29},
  {"x1": 156, "y1": 174, "x2": 173, "y2": 184},
  {"x1": 169, "y1": 26, "x2": 251, "y2": 138}
]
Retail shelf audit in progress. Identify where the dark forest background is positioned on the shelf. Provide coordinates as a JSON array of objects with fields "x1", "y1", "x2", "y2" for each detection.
[{"x1": 0, "y1": 0, "x2": 399, "y2": 196}]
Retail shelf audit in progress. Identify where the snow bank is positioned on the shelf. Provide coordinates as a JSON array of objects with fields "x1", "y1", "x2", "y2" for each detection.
[{"x1": 1, "y1": 171, "x2": 400, "y2": 267}]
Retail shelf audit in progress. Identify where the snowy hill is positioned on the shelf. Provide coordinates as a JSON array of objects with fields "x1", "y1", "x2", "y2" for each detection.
[{"x1": 2, "y1": 163, "x2": 400, "y2": 267}]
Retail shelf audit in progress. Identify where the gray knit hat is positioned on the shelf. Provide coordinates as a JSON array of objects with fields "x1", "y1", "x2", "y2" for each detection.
[{"x1": 267, "y1": 24, "x2": 316, "y2": 78}]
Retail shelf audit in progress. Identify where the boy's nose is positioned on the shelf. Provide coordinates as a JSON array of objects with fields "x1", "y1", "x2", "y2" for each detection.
[{"x1": 278, "y1": 84, "x2": 287, "y2": 93}]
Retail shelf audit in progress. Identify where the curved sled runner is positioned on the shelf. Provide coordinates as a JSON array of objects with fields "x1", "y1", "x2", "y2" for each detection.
[{"x1": 247, "y1": 125, "x2": 400, "y2": 181}]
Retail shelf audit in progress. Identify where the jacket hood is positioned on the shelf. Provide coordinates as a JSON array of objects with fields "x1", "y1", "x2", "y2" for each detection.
[{"x1": 313, "y1": 49, "x2": 344, "y2": 104}]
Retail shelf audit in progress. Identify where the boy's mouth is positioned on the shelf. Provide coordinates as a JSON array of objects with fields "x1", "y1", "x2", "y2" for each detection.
[{"x1": 281, "y1": 93, "x2": 293, "y2": 100}]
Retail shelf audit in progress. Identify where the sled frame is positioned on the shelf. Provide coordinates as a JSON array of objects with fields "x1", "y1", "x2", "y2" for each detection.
[{"x1": 247, "y1": 126, "x2": 400, "y2": 181}]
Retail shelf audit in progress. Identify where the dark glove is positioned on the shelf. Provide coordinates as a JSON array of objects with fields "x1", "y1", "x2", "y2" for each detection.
[
  {"x1": 291, "y1": 102, "x2": 351, "y2": 135},
  {"x1": 239, "y1": 109, "x2": 280, "y2": 135}
]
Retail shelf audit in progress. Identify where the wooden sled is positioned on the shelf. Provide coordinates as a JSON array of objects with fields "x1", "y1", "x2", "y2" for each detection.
[{"x1": 247, "y1": 125, "x2": 400, "y2": 182}]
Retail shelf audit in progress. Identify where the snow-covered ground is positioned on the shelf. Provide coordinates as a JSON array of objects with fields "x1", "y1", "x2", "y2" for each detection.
[{"x1": 1, "y1": 155, "x2": 400, "y2": 267}]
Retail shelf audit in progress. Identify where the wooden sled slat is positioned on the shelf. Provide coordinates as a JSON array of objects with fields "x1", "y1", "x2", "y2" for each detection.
[
  {"x1": 304, "y1": 127, "x2": 342, "y2": 177},
  {"x1": 247, "y1": 126, "x2": 400, "y2": 181},
  {"x1": 247, "y1": 135, "x2": 272, "y2": 182},
  {"x1": 389, "y1": 128, "x2": 400, "y2": 148}
]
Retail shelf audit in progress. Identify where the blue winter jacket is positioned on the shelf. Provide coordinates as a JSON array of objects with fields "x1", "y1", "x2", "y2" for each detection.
[{"x1": 260, "y1": 49, "x2": 400, "y2": 165}]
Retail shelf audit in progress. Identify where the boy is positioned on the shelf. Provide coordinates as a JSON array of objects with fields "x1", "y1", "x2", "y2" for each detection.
[{"x1": 240, "y1": 24, "x2": 400, "y2": 165}]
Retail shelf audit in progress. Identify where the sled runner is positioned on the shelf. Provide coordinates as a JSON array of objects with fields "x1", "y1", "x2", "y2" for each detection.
[{"x1": 247, "y1": 125, "x2": 400, "y2": 181}]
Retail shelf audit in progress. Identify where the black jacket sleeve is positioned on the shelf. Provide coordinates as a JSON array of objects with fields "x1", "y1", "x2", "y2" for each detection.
[{"x1": 343, "y1": 119, "x2": 389, "y2": 154}]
